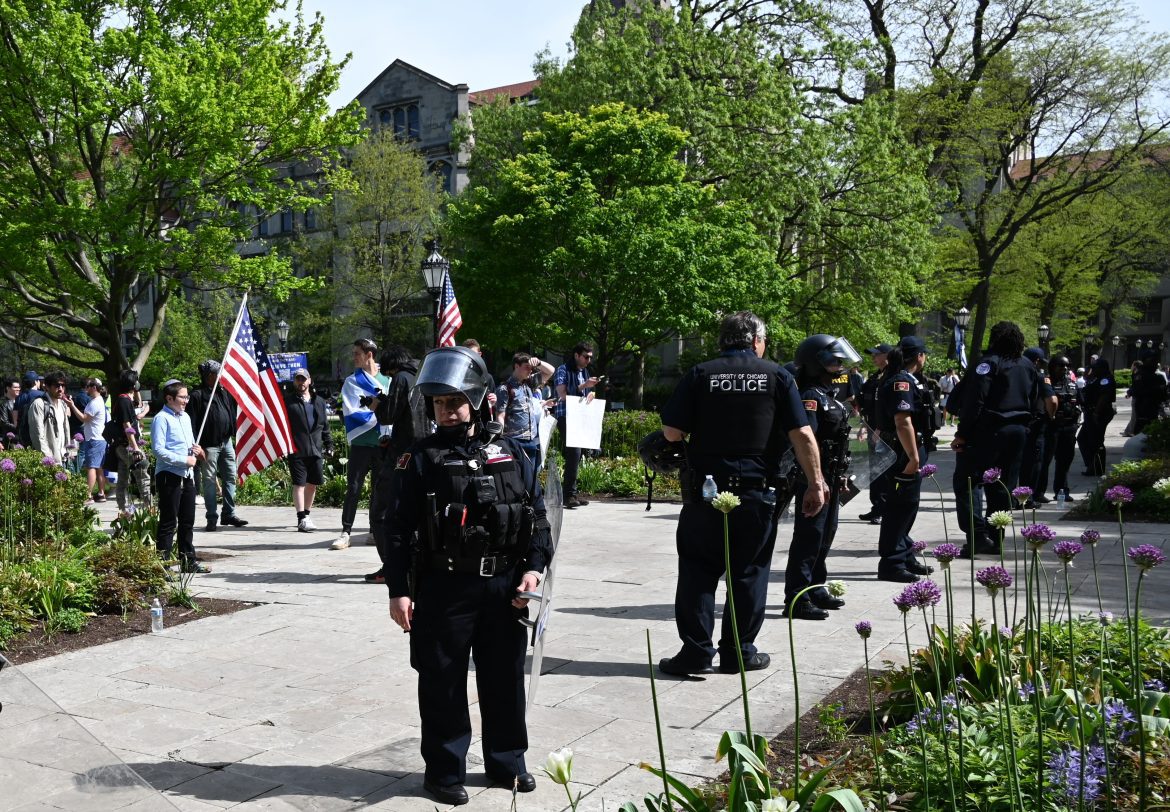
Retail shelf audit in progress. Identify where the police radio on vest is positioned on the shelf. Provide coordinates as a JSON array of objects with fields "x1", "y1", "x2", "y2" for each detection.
[{"x1": 708, "y1": 373, "x2": 769, "y2": 392}]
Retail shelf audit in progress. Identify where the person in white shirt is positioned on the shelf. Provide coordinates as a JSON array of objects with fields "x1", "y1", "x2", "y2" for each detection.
[{"x1": 68, "y1": 378, "x2": 109, "y2": 502}]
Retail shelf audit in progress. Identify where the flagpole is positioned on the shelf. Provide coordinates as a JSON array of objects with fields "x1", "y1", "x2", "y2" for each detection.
[{"x1": 194, "y1": 291, "x2": 250, "y2": 447}]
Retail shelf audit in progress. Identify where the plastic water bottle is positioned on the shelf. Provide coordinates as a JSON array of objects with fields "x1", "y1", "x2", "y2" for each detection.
[
  {"x1": 1056, "y1": 490, "x2": 1067, "y2": 510},
  {"x1": 763, "y1": 487, "x2": 777, "y2": 506},
  {"x1": 701, "y1": 475, "x2": 718, "y2": 502},
  {"x1": 150, "y1": 598, "x2": 164, "y2": 634}
]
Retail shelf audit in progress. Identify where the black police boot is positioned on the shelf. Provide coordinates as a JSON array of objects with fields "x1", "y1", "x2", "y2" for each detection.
[
  {"x1": 487, "y1": 770, "x2": 536, "y2": 793},
  {"x1": 906, "y1": 557, "x2": 934, "y2": 576},
  {"x1": 205, "y1": 518, "x2": 217, "y2": 532},
  {"x1": 658, "y1": 655, "x2": 714, "y2": 676},
  {"x1": 424, "y1": 779, "x2": 469, "y2": 806},
  {"x1": 782, "y1": 601, "x2": 830, "y2": 621},
  {"x1": 809, "y1": 589, "x2": 845, "y2": 610},
  {"x1": 719, "y1": 652, "x2": 771, "y2": 673},
  {"x1": 858, "y1": 510, "x2": 881, "y2": 524},
  {"x1": 878, "y1": 567, "x2": 918, "y2": 583}
]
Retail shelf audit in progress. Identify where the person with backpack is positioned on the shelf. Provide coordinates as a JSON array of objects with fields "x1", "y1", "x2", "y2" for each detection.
[
  {"x1": 108, "y1": 369, "x2": 152, "y2": 509},
  {"x1": 13, "y1": 370, "x2": 45, "y2": 447},
  {"x1": 495, "y1": 352, "x2": 555, "y2": 470},
  {"x1": 28, "y1": 371, "x2": 70, "y2": 462}
]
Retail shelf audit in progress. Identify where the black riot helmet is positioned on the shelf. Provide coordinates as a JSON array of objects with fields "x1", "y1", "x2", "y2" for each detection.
[
  {"x1": 415, "y1": 346, "x2": 491, "y2": 422},
  {"x1": 637, "y1": 430, "x2": 687, "y2": 474},
  {"x1": 795, "y1": 334, "x2": 862, "y2": 380}
]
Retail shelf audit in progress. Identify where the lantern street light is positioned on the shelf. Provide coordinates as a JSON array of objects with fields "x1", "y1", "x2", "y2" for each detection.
[
  {"x1": 420, "y1": 242, "x2": 449, "y2": 347},
  {"x1": 276, "y1": 319, "x2": 290, "y2": 352},
  {"x1": 1038, "y1": 324, "x2": 1050, "y2": 354},
  {"x1": 1112, "y1": 335, "x2": 1121, "y2": 368},
  {"x1": 954, "y1": 306, "x2": 971, "y2": 367}
]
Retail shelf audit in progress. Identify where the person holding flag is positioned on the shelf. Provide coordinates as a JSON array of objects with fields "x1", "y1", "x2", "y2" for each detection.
[{"x1": 334, "y1": 337, "x2": 390, "y2": 550}]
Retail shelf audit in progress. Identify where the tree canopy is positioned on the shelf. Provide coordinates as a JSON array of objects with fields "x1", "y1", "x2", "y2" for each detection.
[{"x1": 0, "y1": 0, "x2": 362, "y2": 380}]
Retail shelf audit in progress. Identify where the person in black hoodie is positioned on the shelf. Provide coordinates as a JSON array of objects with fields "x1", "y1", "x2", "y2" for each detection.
[
  {"x1": 284, "y1": 368, "x2": 332, "y2": 532},
  {"x1": 188, "y1": 360, "x2": 249, "y2": 532},
  {"x1": 366, "y1": 345, "x2": 426, "y2": 584}
]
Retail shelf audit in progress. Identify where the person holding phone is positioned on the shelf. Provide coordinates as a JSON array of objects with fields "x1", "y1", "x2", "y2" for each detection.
[{"x1": 553, "y1": 341, "x2": 600, "y2": 508}]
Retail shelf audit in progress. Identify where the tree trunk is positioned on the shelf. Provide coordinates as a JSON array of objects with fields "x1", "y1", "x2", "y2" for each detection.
[{"x1": 628, "y1": 351, "x2": 645, "y2": 410}]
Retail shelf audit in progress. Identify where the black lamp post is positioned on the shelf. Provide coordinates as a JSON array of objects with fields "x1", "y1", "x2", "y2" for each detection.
[
  {"x1": 1038, "y1": 323, "x2": 1050, "y2": 354},
  {"x1": 1112, "y1": 335, "x2": 1120, "y2": 368},
  {"x1": 420, "y1": 243, "x2": 449, "y2": 347},
  {"x1": 955, "y1": 306, "x2": 970, "y2": 365},
  {"x1": 276, "y1": 319, "x2": 290, "y2": 352}
]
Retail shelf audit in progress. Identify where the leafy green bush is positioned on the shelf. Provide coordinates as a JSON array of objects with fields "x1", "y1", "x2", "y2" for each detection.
[
  {"x1": 110, "y1": 505, "x2": 159, "y2": 544},
  {"x1": 88, "y1": 536, "x2": 168, "y2": 601},
  {"x1": 1115, "y1": 368, "x2": 1134, "y2": 388},
  {"x1": 0, "y1": 449, "x2": 94, "y2": 553},
  {"x1": 1144, "y1": 418, "x2": 1170, "y2": 454},
  {"x1": 576, "y1": 456, "x2": 681, "y2": 499},
  {"x1": 236, "y1": 462, "x2": 291, "y2": 505},
  {"x1": 50, "y1": 607, "x2": 88, "y2": 634},
  {"x1": 601, "y1": 410, "x2": 663, "y2": 458},
  {"x1": 20, "y1": 556, "x2": 99, "y2": 617}
]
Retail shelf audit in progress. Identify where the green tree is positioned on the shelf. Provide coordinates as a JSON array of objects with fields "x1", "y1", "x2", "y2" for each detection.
[
  {"x1": 0, "y1": 0, "x2": 362, "y2": 381},
  {"x1": 522, "y1": 1, "x2": 937, "y2": 350},
  {"x1": 447, "y1": 103, "x2": 775, "y2": 406},
  {"x1": 287, "y1": 131, "x2": 444, "y2": 364},
  {"x1": 831, "y1": 0, "x2": 1170, "y2": 356}
]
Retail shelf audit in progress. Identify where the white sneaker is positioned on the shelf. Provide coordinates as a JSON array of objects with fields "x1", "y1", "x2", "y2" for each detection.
[
  {"x1": 331, "y1": 531, "x2": 350, "y2": 550},
  {"x1": 301, "y1": 516, "x2": 317, "y2": 531}
]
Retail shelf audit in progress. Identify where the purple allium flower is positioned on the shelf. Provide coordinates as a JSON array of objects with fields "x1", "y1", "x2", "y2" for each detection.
[
  {"x1": 1052, "y1": 540, "x2": 1083, "y2": 563},
  {"x1": 1012, "y1": 485, "x2": 1033, "y2": 500},
  {"x1": 13, "y1": 443, "x2": 23, "y2": 450},
  {"x1": 4, "y1": 431, "x2": 13, "y2": 439},
  {"x1": 19, "y1": 477, "x2": 32, "y2": 487},
  {"x1": 932, "y1": 543, "x2": 963, "y2": 566},
  {"x1": 0, "y1": 458, "x2": 14, "y2": 473},
  {"x1": 1099, "y1": 611, "x2": 1114, "y2": 626},
  {"x1": 1022, "y1": 523, "x2": 1056, "y2": 549},
  {"x1": 1048, "y1": 744, "x2": 1107, "y2": 805},
  {"x1": 907, "y1": 579, "x2": 942, "y2": 608},
  {"x1": 40, "y1": 455, "x2": 56, "y2": 467},
  {"x1": 1129, "y1": 544, "x2": 1167, "y2": 572},
  {"x1": 124, "y1": 425, "x2": 137, "y2": 436},
  {"x1": 855, "y1": 620, "x2": 872, "y2": 639},
  {"x1": 976, "y1": 565, "x2": 1013, "y2": 594},
  {"x1": 1145, "y1": 678, "x2": 1167, "y2": 692},
  {"x1": 920, "y1": 464, "x2": 938, "y2": 477},
  {"x1": 1080, "y1": 529, "x2": 1101, "y2": 546},
  {"x1": 1018, "y1": 681, "x2": 1036, "y2": 700},
  {"x1": 982, "y1": 467, "x2": 1002, "y2": 484},
  {"x1": 54, "y1": 471, "x2": 68, "y2": 482},
  {"x1": 912, "y1": 539, "x2": 928, "y2": 553},
  {"x1": 892, "y1": 588, "x2": 915, "y2": 614},
  {"x1": 1105, "y1": 485, "x2": 1134, "y2": 505},
  {"x1": 72, "y1": 432, "x2": 84, "y2": 442}
]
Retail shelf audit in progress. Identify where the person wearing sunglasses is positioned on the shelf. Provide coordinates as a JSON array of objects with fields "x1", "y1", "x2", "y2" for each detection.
[
  {"x1": 553, "y1": 341, "x2": 601, "y2": 508},
  {"x1": 27, "y1": 370, "x2": 71, "y2": 462}
]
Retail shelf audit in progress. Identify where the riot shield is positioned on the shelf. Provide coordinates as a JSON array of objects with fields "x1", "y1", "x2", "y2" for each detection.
[
  {"x1": 520, "y1": 416, "x2": 564, "y2": 709},
  {"x1": 850, "y1": 427, "x2": 897, "y2": 490},
  {"x1": 0, "y1": 654, "x2": 179, "y2": 808}
]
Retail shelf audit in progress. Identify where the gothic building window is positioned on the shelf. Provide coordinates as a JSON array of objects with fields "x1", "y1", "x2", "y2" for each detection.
[{"x1": 378, "y1": 102, "x2": 420, "y2": 140}]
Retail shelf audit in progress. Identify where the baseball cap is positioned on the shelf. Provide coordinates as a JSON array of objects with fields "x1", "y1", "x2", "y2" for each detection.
[
  {"x1": 292, "y1": 368, "x2": 311, "y2": 379},
  {"x1": 866, "y1": 343, "x2": 893, "y2": 355},
  {"x1": 1023, "y1": 347, "x2": 1047, "y2": 363},
  {"x1": 22, "y1": 370, "x2": 41, "y2": 384},
  {"x1": 897, "y1": 335, "x2": 927, "y2": 354}
]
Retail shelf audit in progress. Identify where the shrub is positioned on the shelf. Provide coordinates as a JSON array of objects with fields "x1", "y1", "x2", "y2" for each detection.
[
  {"x1": 236, "y1": 463, "x2": 291, "y2": 505},
  {"x1": 110, "y1": 505, "x2": 160, "y2": 544},
  {"x1": 89, "y1": 536, "x2": 168, "y2": 598},
  {"x1": 576, "y1": 456, "x2": 681, "y2": 500},
  {"x1": 0, "y1": 448, "x2": 94, "y2": 553},
  {"x1": 21, "y1": 556, "x2": 99, "y2": 617},
  {"x1": 94, "y1": 572, "x2": 148, "y2": 614},
  {"x1": 1144, "y1": 417, "x2": 1170, "y2": 454},
  {"x1": 600, "y1": 410, "x2": 663, "y2": 458},
  {"x1": 50, "y1": 607, "x2": 88, "y2": 634}
]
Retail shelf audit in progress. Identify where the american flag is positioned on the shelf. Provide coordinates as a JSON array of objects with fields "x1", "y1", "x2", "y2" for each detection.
[
  {"x1": 437, "y1": 268, "x2": 463, "y2": 347},
  {"x1": 219, "y1": 304, "x2": 295, "y2": 481}
]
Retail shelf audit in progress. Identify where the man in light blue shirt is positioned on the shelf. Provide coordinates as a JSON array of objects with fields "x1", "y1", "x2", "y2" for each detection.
[{"x1": 151, "y1": 380, "x2": 210, "y2": 573}]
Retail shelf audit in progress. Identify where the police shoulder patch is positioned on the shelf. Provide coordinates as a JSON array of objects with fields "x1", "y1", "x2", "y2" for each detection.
[
  {"x1": 894, "y1": 381, "x2": 911, "y2": 392},
  {"x1": 898, "y1": 400, "x2": 913, "y2": 410},
  {"x1": 803, "y1": 399, "x2": 818, "y2": 412},
  {"x1": 396, "y1": 452, "x2": 411, "y2": 470},
  {"x1": 1100, "y1": 378, "x2": 1110, "y2": 386},
  {"x1": 976, "y1": 362, "x2": 991, "y2": 375}
]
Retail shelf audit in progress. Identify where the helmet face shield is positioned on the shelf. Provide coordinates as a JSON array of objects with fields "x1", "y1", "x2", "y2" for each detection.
[
  {"x1": 816, "y1": 337, "x2": 861, "y2": 370},
  {"x1": 415, "y1": 347, "x2": 489, "y2": 410}
]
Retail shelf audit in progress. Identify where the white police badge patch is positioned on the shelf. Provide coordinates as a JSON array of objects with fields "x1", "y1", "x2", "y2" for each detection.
[
  {"x1": 1100, "y1": 378, "x2": 1110, "y2": 385},
  {"x1": 898, "y1": 400, "x2": 913, "y2": 410},
  {"x1": 976, "y1": 362, "x2": 991, "y2": 375}
]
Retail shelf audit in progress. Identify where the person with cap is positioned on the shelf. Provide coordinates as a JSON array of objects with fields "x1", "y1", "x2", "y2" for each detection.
[
  {"x1": 27, "y1": 370, "x2": 70, "y2": 462},
  {"x1": 857, "y1": 343, "x2": 892, "y2": 524},
  {"x1": 939, "y1": 368, "x2": 960, "y2": 425},
  {"x1": 335, "y1": 337, "x2": 390, "y2": 550},
  {"x1": 283, "y1": 368, "x2": 332, "y2": 533},
  {"x1": 1036, "y1": 355, "x2": 1081, "y2": 502},
  {"x1": 68, "y1": 378, "x2": 109, "y2": 502},
  {"x1": 1018, "y1": 347, "x2": 1057, "y2": 506},
  {"x1": 13, "y1": 370, "x2": 45, "y2": 447},
  {"x1": 188, "y1": 360, "x2": 249, "y2": 532},
  {"x1": 1077, "y1": 357, "x2": 1117, "y2": 475},
  {"x1": 109, "y1": 369, "x2": 152, "y2": 509},
  {"x1": 875, "y1": 336, "x2": 936, "y2": 581},
  {"x1": 656, "y1": 311, "x2": 825, "y2": 675},
  {"x1": 151, "y1": 379, "x2": 210, "y2": 573},
  {"x1": 783, "y1": 334, "x2": 860, "y2": 620},
  {"x1": 382, "y1": 345, "x2": 553, "y2": 806},
  {"x1": 365, "y1": 345, "x2": 424, "y2": 584},
  {"x1": 951, "y1": 321, "x2": 1042, "y2": 554},
  {"x1": 1130, "y1": 350, "x2": 1167, "y2": 436}
]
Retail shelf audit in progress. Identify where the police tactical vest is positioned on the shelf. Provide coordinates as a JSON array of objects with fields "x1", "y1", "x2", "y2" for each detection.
[
  {"x1": 688, "y1": 355, "x2": 785, "y2": 459},
  {"x1": 418, "y1": 438, "x2": 534, "y2": 566},
  {"x1": 1053, "y1": 380, "x2": 1081, "y2": 428},
  {"x1": 802, "y1": 383, "x2": 851, "y2": 476}
]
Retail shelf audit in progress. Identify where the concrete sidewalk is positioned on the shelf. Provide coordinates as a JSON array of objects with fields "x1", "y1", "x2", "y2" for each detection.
[{"x1": 6, "y1": 404, "x2": 1169, "y2": 811}]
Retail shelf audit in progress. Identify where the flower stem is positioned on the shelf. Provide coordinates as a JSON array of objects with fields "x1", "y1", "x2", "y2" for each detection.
[
  {"x1": 929, "y1": 475, "x2": 950, "y2": 545},
  {"x1": 902, "y1": 611, "x2": 931, "y2": 811},
  {"x1": 967, "y1": 477, "x2": 976, "y2": 629},
  {"x1": 1090, "y1": 543, "x2": 1103, "y2": 614},
  {"x1": 1134, "y1": 572, "x2": 1148, "y2": 812},
  {"x1": 990, "y1": 599, "x2": 1020, "y2": 812},
  {"x1": 862, "y1": 638, "x2": 886, "y2": 812},
  {"x1": 1064, "y1": 566, "x2": 1087, "y2": 812},
  {"x1": 923, "y1": 605, "x2": 957, "y2": 808},
  {"x1": 945, "y1": 568, "x2": 966, "y2": 811},
  {"x1": 788, "y1": 582, "x2": 825, "y2": 796},
  {"x1": 645, "y1": 630, "x2": 673, "y2": 812},
  {"x1": 721, "y1": 511, "x2": 751, "y2": 740}
]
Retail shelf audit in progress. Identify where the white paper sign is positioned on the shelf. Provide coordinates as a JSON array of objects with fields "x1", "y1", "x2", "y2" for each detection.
[
  {"x1": 564, "y1": 397, "x2": 606, "y2": 449},
  {"x1": 538, "y1": 414, "x2": 557, "y2": 466}
]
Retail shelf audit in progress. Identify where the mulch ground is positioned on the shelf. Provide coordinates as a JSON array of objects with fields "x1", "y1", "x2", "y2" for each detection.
[{"x1": 2, "y1": 597, "x2": 258, "y2": 665}]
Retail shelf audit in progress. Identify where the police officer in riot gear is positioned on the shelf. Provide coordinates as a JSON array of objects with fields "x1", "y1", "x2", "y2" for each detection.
[
  {"x1": 1077, "y1": 357, "x2": 1116, "y2": 475},
  {"x1": 658, "y1": 311, "x2": 825, "y2": 676},
  {"x1": 858, "y1": 344, "x2": 892, "y2": 524},
  {"x1": 876, "y1": 336, "x2": 935, "y2": 582},
  {"x1": 1020, "y1": 347, "x2": 1057, "y2": 504},
  {"x1": 1038, "y1": 355, "x2": 1081, "y2": 501},
  {"x1": 952, "y1": 321, "x2": 1042, "y2": 554},
  {"x1": 383, "y1": 346, "x2": 553, "y2": 806},
  {"x1": 783, "y1": 334, "x2": 860, "y2": 620}
]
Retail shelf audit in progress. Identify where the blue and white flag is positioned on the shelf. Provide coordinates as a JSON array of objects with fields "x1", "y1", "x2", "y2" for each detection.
[
  {"x1": 955, "y1": 324, "x2": 968, "y2": 370},
  {"x1": 341, "y1": 368, "x2": 381, "y2": 443}
]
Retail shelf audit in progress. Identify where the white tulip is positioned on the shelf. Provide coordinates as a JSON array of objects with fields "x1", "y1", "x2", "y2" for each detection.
[{"x1": 543, "y1": 747, "x2": 573, "y2": 785}]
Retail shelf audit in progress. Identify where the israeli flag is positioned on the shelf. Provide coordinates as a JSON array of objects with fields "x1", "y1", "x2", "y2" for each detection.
[{"x1": 342, "y1": 368, "x2": 381, "y2": 443}]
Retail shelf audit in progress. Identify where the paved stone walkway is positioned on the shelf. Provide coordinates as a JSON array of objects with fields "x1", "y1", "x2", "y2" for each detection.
[{"x1": 4, "y1": 403, "x2": 1168, "y2": 810}]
